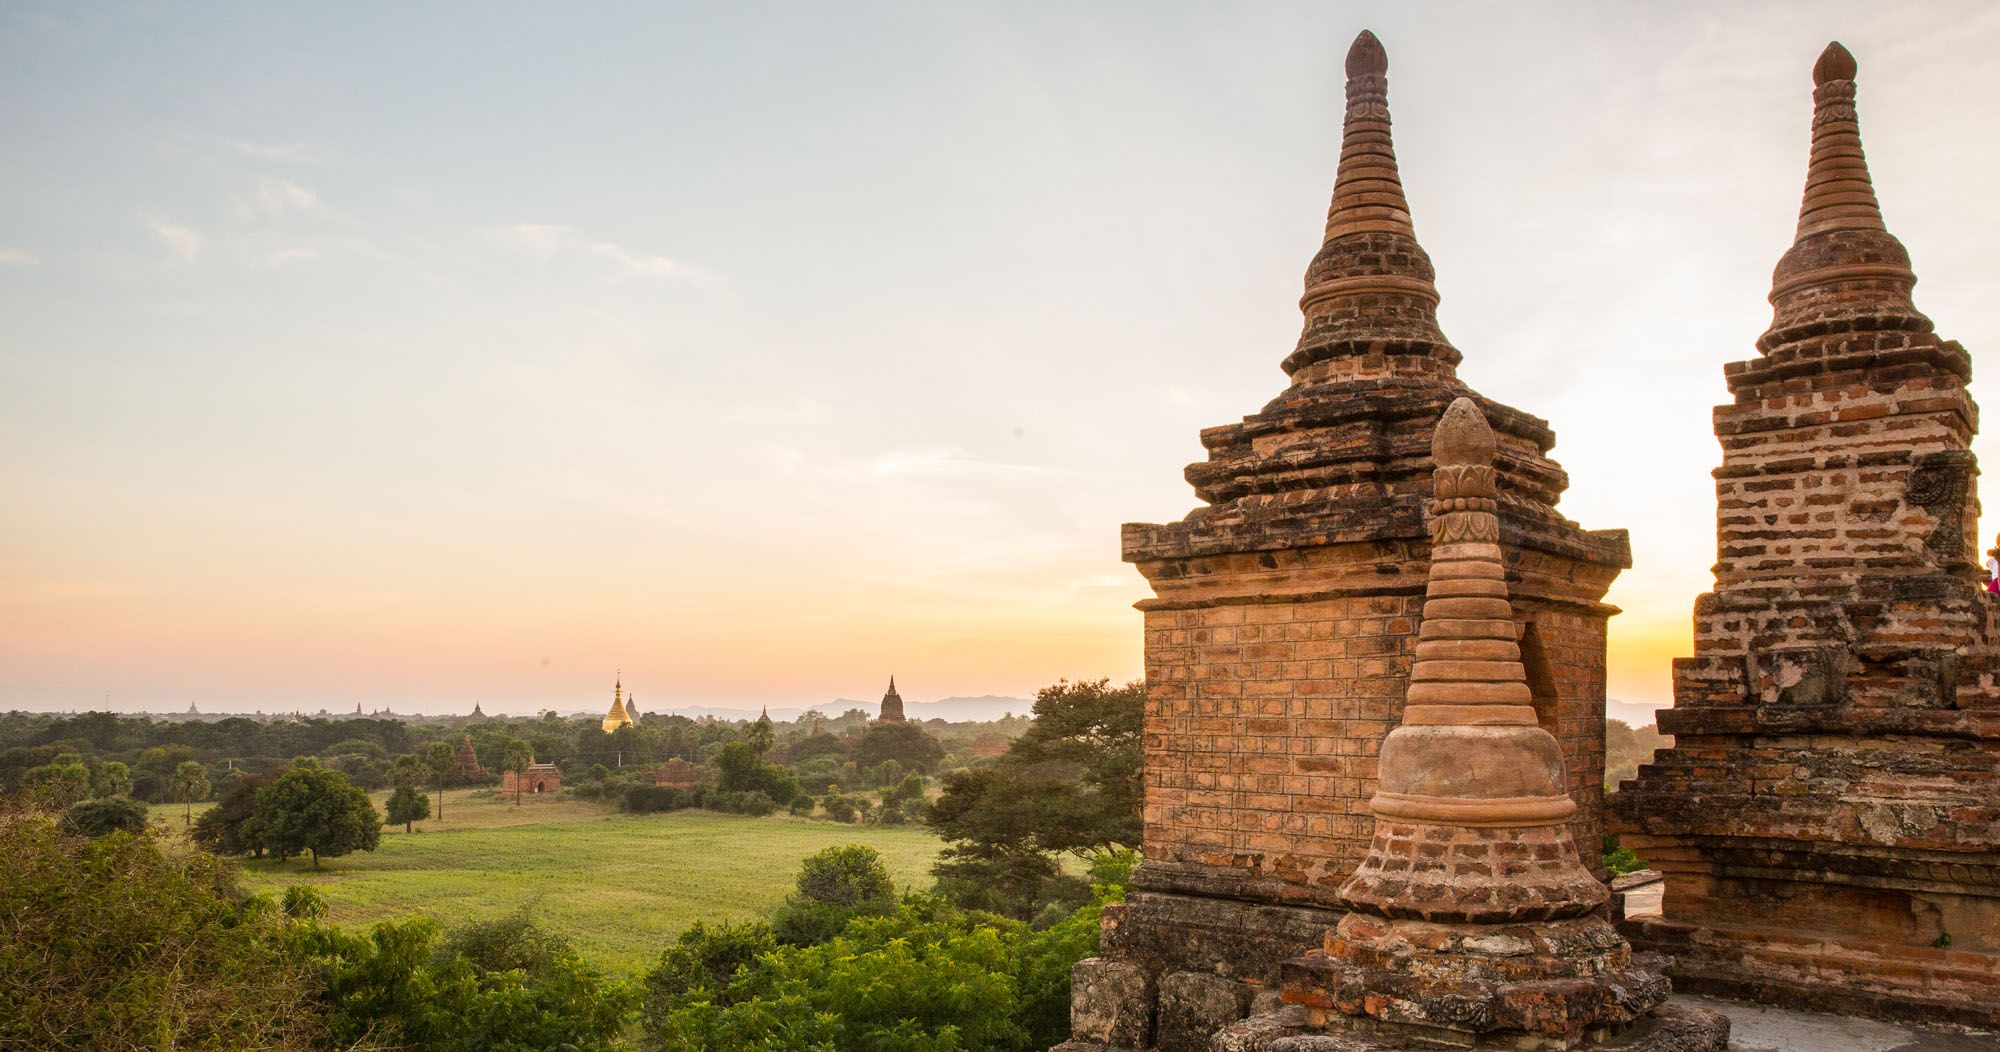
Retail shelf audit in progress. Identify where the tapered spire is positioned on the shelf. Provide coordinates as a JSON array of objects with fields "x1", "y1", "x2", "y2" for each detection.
[
  {"x1": 1337, "y1": 398, "x2": 1603, "y2": 922},
  {"x1": 1285, "y1": 30, "x2": 1457, "y2": 380},
  {"x1": 1763, "y1": 41, "x2": 1926, "y2": 352},
  {"x1": 1795, "y1": 42, "x2": 1883, "y2": 239}
]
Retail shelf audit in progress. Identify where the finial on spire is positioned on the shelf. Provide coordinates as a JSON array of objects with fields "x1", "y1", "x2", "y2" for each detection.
[
  {"x1": 1813, "y1": 40, "x2": 1856, "y2": 85},
  {"x1": 1345, "y1": 29, "x2": 1386, "y2": 78},
  {"x1": 1432, "y1": 396, "x2": 1496, "y2": 469}
]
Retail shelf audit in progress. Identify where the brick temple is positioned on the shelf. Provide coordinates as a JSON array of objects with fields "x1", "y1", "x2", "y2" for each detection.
[
  {"x1": 1608, "y1": 42, "x2": 2000, "y2": 1027},
  {"x1": 1061, "y1": 30, "x2": 1999, "y2": 1052},
  {"x1": 1062, "y1": 31, "x2": 1629, "y2": 1051}
]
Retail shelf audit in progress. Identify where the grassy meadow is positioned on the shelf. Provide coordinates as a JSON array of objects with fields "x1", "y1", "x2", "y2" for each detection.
[{"x1": 154, "y1": 789, "x2": 945, "y2": 971}]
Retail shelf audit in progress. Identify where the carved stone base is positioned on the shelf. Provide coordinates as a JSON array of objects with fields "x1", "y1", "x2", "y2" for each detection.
[
  {"x1": 1277, "y1": 914, "x2": 1671, "y2": 1049},
  {"x1": 1622, "y1": 913, "x2": 2000, "y2": 1030},
  {"x1": 1056, "y1": 886, "x2": 1347, "y2": 1051},
  {"x1": 1210, "y1": 1001, "x2": 1729, "y2": 1052}
]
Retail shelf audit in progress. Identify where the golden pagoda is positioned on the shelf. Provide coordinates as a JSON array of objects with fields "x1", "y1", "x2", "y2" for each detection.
[{"x1": 601, "y1": 674, "x2": 634, "y2": 734}]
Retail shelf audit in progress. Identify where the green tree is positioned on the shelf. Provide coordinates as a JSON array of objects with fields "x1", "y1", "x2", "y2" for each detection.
[
  {"x1": 425, "y1": 740, "x2": 456, "y2": 821},
  {"x1": 713, "y1": 740, "x2": 800, "y2": 804},
  {"x1": 251, "y1": 765, "x2": 382, "y2": 868},
  {"x1": 192, "y1": 770, "x2": 277, "y2": 857},
  {"x1": 386, "y1": 785, "x2": 430, "y2": 833},
  {"x1": 924, "y1": 678, "x2": 1143, "y2": 918},
  {"x1": 171, "y1": 759, "x2": 212, "y2": 829},
  {"x1": 853, "y1": 721, "x2": 945, "y2": 774},
  {"x1": 744, "y1": 712, "x2": 775, "y2": 757},
  {"x1": 505, "y1": 738, "x2": 534, "y2": 806},
  {"x1": 92, "y1": 759, "x2": 133, "y2": 798},
  {"x1": 24, "y1": 754, "x2": 90, "y2": 808}
]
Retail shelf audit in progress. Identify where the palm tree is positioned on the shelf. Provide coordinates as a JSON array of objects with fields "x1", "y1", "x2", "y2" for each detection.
[
  {"x1": 505, "y1": 739, "x2": 534, "y2": 806},
  {"x1": 170, "y1": 760, "x2": 210, "y2": 828},
  {"x1": 424, "y1": 741, "x2": 456, "y2": 821}
]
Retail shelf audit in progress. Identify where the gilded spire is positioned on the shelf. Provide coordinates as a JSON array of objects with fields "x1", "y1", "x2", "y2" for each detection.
[
  {"x1": 1764, "y1": 41, "x2": 1925, "y2": 351},
  {"x1": 1285, "y1": 29, "x2": 1456, "y2": 380}
]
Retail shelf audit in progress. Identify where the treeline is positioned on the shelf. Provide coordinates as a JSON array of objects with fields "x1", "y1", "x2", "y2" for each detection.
[{"x1": 0, "y1": 705, "x2": 1020, "y2": 805}]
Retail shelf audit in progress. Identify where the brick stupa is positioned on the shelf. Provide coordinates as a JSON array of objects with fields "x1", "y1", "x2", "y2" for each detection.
[
  {"x1": 1214, "y1": 400, "x2": 1728, "y2": 1050},
  {"x1": 1059, "y1": 31, "x2": 1630, "y2": 1051},
  {"x1": 1610, "y1": 42, "x2": 2000, "y2": 1026}
]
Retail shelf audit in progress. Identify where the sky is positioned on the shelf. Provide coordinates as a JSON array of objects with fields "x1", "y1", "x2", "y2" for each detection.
[{"x1": 3, "y1": 2, "x2": 1998, "y2": 717}]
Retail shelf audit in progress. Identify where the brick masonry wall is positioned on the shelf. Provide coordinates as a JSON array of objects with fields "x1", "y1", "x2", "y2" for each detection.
[{"x1": 1137, "y1": 546, "x2": 1612, "y2": 906}]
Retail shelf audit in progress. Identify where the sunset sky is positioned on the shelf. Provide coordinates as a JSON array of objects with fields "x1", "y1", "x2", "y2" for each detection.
[{"x1": 3, "y1": 2, "x2": 1998, "y2": 717}]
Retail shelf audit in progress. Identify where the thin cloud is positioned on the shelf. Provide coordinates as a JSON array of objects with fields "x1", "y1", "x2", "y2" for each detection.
[
  {"x1": 146, "y1": 219, "x2": 202, "y2": 262},
  {"x1": 0, "y1": 249, "x2": 38, "y2": 266},
  {"x1": 264, "y1": 248, "x2": 319, "y2": 267},
  {"x1": 246, "y1": 177, "x2": 320, "y2": 215},
  {"x1": 491, "y1": 223, "x2": 721, "y2": 285},
  {"x1": 229, "y1": 140, "x2": 315, "y2": 162}
]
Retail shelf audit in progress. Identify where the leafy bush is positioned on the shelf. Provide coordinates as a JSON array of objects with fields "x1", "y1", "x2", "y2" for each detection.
[
  {"x1": 772, "y1": 845, "x2": 896, "y2": 947},
  {"x1": 0, "y1": 809, "x2": 321, "y2": 1050},
  {"x1": 638, "y1": 847, "x2": 1129, "y2": 1051},
  {"x1": 787, "y1": 795, "x2": 815, "y2": 817},
  {"x1": 707, "y1": 790, "x2": 777, "y2": 817},
  {"x1": 625, "y1": 785, "x2": 698, "y2": 814},
  {"x1": 821, "y1": 792, "x2": 860, "y2": 823},
  {"x1": 641, "y1": 897, "x2": 1103, "y2": 1052},
  {"x1": 289, "y1": 909, "x2": 635, "y2": 1052},
  {"x1": 1602, "y1": 834, "x2": 1647, "y2": 876},
  {"x1": 61, "y1": 794, "x2": 149, "y2": 837}
]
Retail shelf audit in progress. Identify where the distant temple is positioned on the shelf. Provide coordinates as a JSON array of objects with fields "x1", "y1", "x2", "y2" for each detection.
[
  {"x1": 469, "y1": 701, "x2": 487, "y2": 721},
  {"x1": 625, "y1": 693, "x2": 641, "y2": 721},
  {"x1": 655, "y1": 756, "x2": 699, "y2": 790},
  {"x1": 601, "y1": 675, "x2": 634, "y2": 734},
  {"x1": 876, "y1": 676, "x2": 906, "y2": 723},
  {"x1": 455, "y1": 734, "x2": 485, "y2": 777},
  {"x1": 186, "y1": 701, "x2": 199, "y2": 715},
  {"x1": 503, "y1": 752, "x2": 562, "y2": 794}
]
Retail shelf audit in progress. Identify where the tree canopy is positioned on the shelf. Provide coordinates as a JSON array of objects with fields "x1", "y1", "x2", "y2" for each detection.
[{"x1": 248, "y1": 765, "x2": 381, "y2": 867}]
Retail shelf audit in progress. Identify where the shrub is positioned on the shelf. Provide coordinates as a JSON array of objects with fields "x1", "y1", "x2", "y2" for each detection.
[
  {"x1": 62, "y1": 795, "x2": 149, "y2": 837},
  {"x1": 290, "y1": 909, "x2": 635, "y2": 1052},
  {"x1": 0, "y1": 809, "x2": 320, "y2": 1050},
  {"x1": 772, "y1": 845, "x2": 897, "y2": 947},
  {"x1": 625, "y1": 785, "x2": 695, "y2": 814},
  {"x1": 708, "y1": 790, "x2": 777, "y2": 817},
  {"x1": 821, "y1": 793, "x2": 859, "y2": 824},
  {"x1": 639, "y1": 895, "x2": 1112, "y2": 1052},
  {"x1": 1602, "y1": 834, "x2": 1646, "y2": 876},
  {"x1": 788, "y1": 795, "x2": 815, "y2": 817}
]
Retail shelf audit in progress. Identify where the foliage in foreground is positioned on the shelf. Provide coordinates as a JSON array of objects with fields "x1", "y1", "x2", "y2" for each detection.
[
  {"x1": 0, "y1": 808, "x2": 322, "y2": 1051},
  {"x1": 638, "y1": 848, "x2": 1130, "y2": 1052},
  {"x1": 291, "y1": 905, "x2": 634, "y2": 1052},
  {"x1": 0, "y1": 804, "x2": 634, "y2": 1052}
]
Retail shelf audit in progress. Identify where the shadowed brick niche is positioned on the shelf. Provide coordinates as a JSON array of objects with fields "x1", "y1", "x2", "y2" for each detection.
[
  {"x1": 1609, "y1": 42, "x2": 2000, "y2": 1028},
  {"x1": 1057, "y1": 30, "x2": 1629, "y2": 1052}
]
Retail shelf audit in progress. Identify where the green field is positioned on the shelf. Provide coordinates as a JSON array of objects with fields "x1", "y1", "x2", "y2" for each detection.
[{"x1": 156, "y1": 790, "x2": 944, "y2": 971}]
